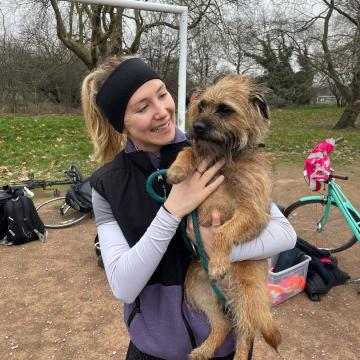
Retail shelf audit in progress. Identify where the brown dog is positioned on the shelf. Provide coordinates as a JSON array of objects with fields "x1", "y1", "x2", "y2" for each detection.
[{"x1": 167, "y1": 74, "x2": 281, "y2": 359}]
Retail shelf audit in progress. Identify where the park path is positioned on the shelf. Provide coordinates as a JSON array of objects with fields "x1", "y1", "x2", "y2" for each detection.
[{"x1": 0, "y1": 165, "x2": 359, "y2": 359}]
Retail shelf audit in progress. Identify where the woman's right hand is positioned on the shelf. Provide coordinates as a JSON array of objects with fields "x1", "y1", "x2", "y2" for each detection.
[{"x1": 163, "y1": 158, "x2": 225, "y2": 219}]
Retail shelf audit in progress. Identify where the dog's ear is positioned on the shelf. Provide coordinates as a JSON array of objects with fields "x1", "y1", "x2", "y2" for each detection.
[{"x1": 250, "y1": 94, "x2": 269, "y2": 120}]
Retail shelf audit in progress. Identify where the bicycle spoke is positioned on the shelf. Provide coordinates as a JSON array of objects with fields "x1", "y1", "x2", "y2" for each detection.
[{"x1": 285, "y1": 200, "x2": 355, "y2": 252}]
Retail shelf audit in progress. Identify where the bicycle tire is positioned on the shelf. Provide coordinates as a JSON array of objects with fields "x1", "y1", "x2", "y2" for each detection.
[
  {"x1": 36, "y1": 196, "x2": 89, "y2": 229},
  {"x1": 284, "y1": 199, "x2": 357, "y2": 253}
]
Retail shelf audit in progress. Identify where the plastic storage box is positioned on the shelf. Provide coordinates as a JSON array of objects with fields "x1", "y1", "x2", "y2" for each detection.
[{"x1": 267, "y1": 255, "x2": 311, "y2": 306}]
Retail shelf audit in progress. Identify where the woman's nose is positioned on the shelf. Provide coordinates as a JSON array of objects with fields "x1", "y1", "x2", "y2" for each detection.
[{"x1": 153, "y1": 100, "x2": 167, "y2": 119}]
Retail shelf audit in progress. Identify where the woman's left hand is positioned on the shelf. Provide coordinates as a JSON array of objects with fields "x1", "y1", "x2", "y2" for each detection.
[{"x1": 186, "y1": 209, "x2": 221, "y2": 258}]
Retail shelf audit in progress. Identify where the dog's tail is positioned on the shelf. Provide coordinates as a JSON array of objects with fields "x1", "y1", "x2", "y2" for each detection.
[{"x1": 261, "y1": 321, "x2": 282, "y2": 351}]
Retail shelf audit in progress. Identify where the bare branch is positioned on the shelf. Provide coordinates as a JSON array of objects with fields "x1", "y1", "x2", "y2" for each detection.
[
  {"x1": 321, "y1": 0, "x2": 359, "y2": 26},
  {"x1": 49, "y1": 0, "x2": 92, "y2": 68},
  {"x1": 321, "y1": 0, "x2": 351, "y2": 100}
]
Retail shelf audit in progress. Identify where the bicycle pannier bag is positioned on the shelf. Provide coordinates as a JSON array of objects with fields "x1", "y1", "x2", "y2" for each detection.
[
  {"x1": 65, "y1": 177, "x2": 92, "y2": 213},
  {"x1": 1, "y1": 194, "x2": 47, "y2": 245},
  {"x1": 0, "y1": 186, "x2": 13, "y2": 239},
  {"x1": 304, "y1": 138, "x2": 335, "y2": 191}
]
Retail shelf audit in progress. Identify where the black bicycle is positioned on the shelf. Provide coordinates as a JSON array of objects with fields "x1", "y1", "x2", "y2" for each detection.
[
  {"x1": 35, "y1": 166, "x2": 93, "y2": 229},
  {"x1": 7, "y1": 165, "x2": 81, "y2": 194}
]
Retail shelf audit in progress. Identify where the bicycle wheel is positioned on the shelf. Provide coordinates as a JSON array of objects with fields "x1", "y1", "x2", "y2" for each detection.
[
  {"x1": 36, "y1": 196, "x2": 89, "y2": 229},
  {"x1": 284, "y1": 199, "x2": 357, "y2": 253}
]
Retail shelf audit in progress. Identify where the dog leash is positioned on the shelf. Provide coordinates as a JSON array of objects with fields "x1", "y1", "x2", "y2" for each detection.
[
  {"x1": 146, "y1": 169, "x2": 194, "y2": 256},
  {"x1": 190, "y1": 210, "x2": 226, "y2": 304},
  {"x1": 146, "y1": 169, "x2": 226, "y2": 304}
]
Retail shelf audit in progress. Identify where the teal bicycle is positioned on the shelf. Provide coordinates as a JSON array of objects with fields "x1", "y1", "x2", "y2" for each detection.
[{"x1": 283, "y1": 139, "x2": 360, "y2": 253}]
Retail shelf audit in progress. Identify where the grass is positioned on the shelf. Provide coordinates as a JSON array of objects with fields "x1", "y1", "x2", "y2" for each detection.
[
  {"x1": 0, "y1": 115, "x2": 96, "y2": 182},
  {"x1": 267, "y1": 105, "x2": 360, "y2": 167},
  {"x1": 0, "y1": 105, "x2": 359, "y2": 183}
]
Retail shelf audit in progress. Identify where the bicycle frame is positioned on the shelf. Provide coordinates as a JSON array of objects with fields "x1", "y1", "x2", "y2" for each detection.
[{"x1": 298, "y1": 179, "x2": 360, "y2": 242}]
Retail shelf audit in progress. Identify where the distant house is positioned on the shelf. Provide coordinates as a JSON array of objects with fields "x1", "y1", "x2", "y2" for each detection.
[
  {"x1": 312, "y1": 86, "x2": 337, "y2": 105},
  {"x1": 316, "y1": 95, "x2": 337, "y2": 104}
]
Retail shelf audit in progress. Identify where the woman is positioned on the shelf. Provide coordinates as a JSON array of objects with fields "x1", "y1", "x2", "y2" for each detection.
[{"x1": 82, "y1": 56, "x2": 296, "y2": 360}]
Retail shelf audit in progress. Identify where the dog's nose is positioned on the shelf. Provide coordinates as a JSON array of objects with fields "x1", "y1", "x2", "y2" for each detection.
[{"x1": 192, "y1": 121, "x2": 208, "y2": 134}]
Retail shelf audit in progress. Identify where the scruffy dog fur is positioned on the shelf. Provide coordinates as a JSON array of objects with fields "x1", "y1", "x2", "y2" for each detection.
[{"x1": 167, "y1": 74, "x2": 281, "y2": 359}]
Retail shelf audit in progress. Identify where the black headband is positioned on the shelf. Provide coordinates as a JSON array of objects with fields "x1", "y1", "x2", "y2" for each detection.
[{"x1": 96, "y1": 58, "x2": 161, "y2": 133}]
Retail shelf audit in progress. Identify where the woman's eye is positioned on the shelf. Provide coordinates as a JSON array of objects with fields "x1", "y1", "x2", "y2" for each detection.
[
  {"x1": 137, "y1": 105, "x2": 148, "y2": 113},
  {"x1": 160, "y1": 92, "x2": 168, "y2": 98}
]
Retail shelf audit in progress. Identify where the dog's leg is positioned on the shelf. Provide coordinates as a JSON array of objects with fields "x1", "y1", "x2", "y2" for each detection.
[
  {"x1": 208, "y1": 207, "x2": 269, "y2": 281},
  {"x1": 167, "y1": 147, "x2": 197, "y2": 184},
  {"x1": 230, "y1": 263, "x2": 281, "y2": 359},
  {"x1": 233, "y1": 335, "x2": 253, "y2": 360},
  {"x1": 185, "y1": 261, "x2": 232, "y2": 360},
  {"x1": 232, "y1": 297, "x2": 280, "y2": 360}
]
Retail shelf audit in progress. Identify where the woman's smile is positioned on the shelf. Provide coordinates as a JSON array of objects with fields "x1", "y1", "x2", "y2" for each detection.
[{"x1": 151, "y1": 120, "x2": 171, "y2": 133}]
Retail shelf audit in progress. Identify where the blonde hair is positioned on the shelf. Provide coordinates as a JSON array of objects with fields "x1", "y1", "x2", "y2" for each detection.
[{"x1": 81, "y1": 56, "x2": 133, "y2": 164}]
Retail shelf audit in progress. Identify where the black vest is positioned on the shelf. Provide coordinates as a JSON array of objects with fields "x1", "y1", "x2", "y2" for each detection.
[
  {"x1": 91, "y1": 141, "x2": 236, "y2": 359},
  {"x1": 91, "y1": 140, "x2": 193, "y2": 286}
]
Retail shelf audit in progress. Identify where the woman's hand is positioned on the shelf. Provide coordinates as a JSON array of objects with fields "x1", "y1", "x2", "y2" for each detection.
[
  {"x1": 163, "y1": 159, "x2": 225, "y2": 219},
  {"x1": 186, "y1": 209, "x2": 221, "y2": 258}
]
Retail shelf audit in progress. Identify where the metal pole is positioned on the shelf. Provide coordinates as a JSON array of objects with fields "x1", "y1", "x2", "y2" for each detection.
[
  {"x1": 177, "y1": 8, "x2": 188, "y2": 131},
  {"x1": 70, "y1": 0, "x2": 186, "y2": 13},
  {"x1": 68, "y1": 0, "x2": 188, "y2": 131}
]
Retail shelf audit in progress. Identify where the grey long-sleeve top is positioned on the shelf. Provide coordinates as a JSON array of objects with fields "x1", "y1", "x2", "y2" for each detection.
[{"x1": 93, "y1": 189, "x2": 297, "y2": 304}]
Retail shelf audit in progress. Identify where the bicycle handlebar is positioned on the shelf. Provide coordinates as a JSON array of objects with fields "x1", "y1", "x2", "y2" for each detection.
[
  {"x1": 332, "y1": 174, "x2": 349, "y2": 181},
  {"x1": 7, "y1": 164, "x2": 83, "y2": 190},
  {"x1": 335, "y1": 137, "x2": 344, "y2": 144},
  {"x1": 9, "y1": 178, "x2": 75, "y2": 190}
]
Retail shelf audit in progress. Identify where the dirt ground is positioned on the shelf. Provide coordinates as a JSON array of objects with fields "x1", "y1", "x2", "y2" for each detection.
[{"x1": 0, "y1": 164, "x2": 359, "y2": 360}]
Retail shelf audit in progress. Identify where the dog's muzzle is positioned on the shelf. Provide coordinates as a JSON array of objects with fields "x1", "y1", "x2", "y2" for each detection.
[
  {"x1": 192, "y1": 121, "x2": 207, "y2": 134},
  {"x1": 192, "y1": 120, "x2": 213, "y2": 137}
]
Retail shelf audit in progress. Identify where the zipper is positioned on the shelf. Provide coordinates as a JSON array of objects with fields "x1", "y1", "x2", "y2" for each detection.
[
  {"x1": 157, "y1": 168, "x2": 196, "y2": 348},
  {"x1": 127, "y1": 297, "x2": 141, "y2": 327}
]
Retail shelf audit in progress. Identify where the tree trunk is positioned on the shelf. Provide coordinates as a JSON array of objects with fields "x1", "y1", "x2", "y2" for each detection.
[{"x1": 333, "y1": 102, "x2": 360, "y2": 129}]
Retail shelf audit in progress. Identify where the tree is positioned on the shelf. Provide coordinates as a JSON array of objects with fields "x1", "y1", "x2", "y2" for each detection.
[
  {"x1": 0, "y1": 3, "x2": 88, "y2": 112},
  {"x1": 246, "y1": 33, "x2": 314, "y2": 106},
  {"x1": 219, "y1": 2, "x2": 266, "y2": 76},
  {"x1": 138, "y1": 23, "x2": 180, "y2": 97},
  {"x1": 187, "y1": 18, "x2": 224, "y2": 89},
  {"x1": 282, "y1": 0, "x2": 360, "y2": 128},
  {"x1": 25, "y1": 0, "x2": 218, "y2": 70}
]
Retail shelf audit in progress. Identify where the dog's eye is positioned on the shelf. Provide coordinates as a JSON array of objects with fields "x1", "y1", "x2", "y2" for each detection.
[
  {"x1": 216, "y1": 104, "x2": 233, "y2": 116},
  {"x1": 198, "y1": 100, "x2": 206, "y2": 113}
]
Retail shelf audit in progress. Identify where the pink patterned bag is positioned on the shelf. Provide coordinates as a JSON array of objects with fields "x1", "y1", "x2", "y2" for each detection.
[{"x1": 304, "y1": 138, "x2": 336, "y2": 191}]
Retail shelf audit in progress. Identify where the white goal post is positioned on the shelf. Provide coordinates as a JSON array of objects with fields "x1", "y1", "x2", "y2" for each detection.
[{"x1": 67, "y1": 0, "x2": 188, "y2": 131}]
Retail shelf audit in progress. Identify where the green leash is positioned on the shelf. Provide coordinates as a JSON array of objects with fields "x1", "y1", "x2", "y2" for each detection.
[
  {"x1": 190, "y1": 211, "x2": 226, "y2": 304},
  {"x1": 146, "y1": 169, "x2": 226, "y2": 304}
]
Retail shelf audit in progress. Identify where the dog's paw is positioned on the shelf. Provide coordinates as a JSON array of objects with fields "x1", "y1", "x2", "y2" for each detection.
[
  {"x1": 188, "y1": 348, "x2": 211, "y2": 360},
  {"x1": 208, "y1": 259, "x2": 230, "y2": 281},
  {"x1": 166, "y1": 166, "x2": 188, "y2": 184}
]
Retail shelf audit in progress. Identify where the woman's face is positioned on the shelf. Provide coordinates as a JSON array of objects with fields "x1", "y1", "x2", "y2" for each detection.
[{"x1": 123, "y1": 79, "x2": 176, "y2": 154}]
